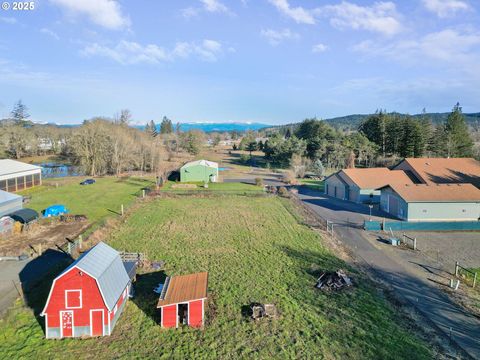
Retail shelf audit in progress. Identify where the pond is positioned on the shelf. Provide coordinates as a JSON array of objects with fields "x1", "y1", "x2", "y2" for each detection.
[{"x1": 34, "y1": 162, "x2": 85, "y2": 178}]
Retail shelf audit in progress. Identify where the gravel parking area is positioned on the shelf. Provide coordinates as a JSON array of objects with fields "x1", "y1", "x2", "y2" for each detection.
[{"x1": 403, "y1": 231, "x2": 480, "y2": 270}]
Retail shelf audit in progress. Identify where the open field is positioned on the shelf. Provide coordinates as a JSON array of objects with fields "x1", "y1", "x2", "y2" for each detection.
[
  {"x1": 161, "y1": 180, "x2": 264, "y2": 193},
  {"x1": 0, "y1": 195, "x2": 432, "y2": 359},
  {"x1": 19, "y1": 176, "x2": 155, "y2": 226}
]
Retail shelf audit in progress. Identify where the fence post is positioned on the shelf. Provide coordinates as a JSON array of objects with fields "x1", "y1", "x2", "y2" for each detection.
[
  {"x1": 455, "y1": 261, "x2": 459, "y2": 277},
  {"x1": 413, "y1": 237, "x2": 417, "y2": 251},
  {"x1": 142, "y1": 189, "x2": 145, "y2": 198},
  {"x1": 79, "y1": 235, "x2": 83, "y2": 249},
  {"x1": 121, "y1": 204, "x2": 124, "y2": 216},
  {"x1": 68, "y1": 241, "x2": 72, "y2": 254},
  {"x1": 473, "y1": 272, "x2": 477, "y2": 289}
]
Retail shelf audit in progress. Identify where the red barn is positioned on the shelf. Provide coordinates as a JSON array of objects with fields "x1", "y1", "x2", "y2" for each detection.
[
  {"x1": 41, "y1": 242, "x2": 136, "y2": 338},
  {"x1": 157, "y1": 272, "x2": 208, "y2": 328}
]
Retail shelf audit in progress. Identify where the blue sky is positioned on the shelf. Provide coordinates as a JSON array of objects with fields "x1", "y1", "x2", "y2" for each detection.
[{"x1": 0, "y1": 0, "x2": 479, "y2": 124}]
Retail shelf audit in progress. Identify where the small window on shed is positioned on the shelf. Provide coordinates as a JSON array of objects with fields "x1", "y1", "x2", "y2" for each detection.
[
  {"x1": 462, "y1": 209, "x2": 466, "y2": 213},
  {"x1": 65, "y1": 290, "x2": 82, "y2": 309},
  {"x1": 422, "y1": 209, "x2": 427, "y2": 213}
]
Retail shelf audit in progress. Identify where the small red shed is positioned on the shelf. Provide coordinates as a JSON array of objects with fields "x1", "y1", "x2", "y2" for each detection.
[
  {"x1": 157, "y1": 272, "x2": 208, "y2": 328},
  {"x1": 41, "y1": 242, "x2": 136, "y2": 338}
]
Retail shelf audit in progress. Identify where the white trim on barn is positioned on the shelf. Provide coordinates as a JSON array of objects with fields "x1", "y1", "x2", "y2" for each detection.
[{"x1": 65, "y1": 289, "x2": 83, "y2": 309}]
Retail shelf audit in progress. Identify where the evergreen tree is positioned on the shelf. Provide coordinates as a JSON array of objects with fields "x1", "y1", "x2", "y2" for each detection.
[
  {"x1": 444, "y1": 103, "x2": 473, "y2": 157},
  {"x1": 148, "y1": 120, "x2": 158, "y2": 137},
  {"x1": 160, "y1": 116, "x2": 173, "y2": 134},
  {"x1": 11, "y1": 100, "x2": 30, "y2": 125}
]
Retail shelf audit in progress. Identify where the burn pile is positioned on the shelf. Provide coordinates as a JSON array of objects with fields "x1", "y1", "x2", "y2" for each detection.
[{"x1": 315, "y1": 270, "x2": 352, "y2": 291}]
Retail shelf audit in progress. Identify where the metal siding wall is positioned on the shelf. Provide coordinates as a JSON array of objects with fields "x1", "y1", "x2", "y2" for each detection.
[
  {"x1": 0, "y1": 197, "x2": 23, "y2": 217},
  {"x1": 408, "y1": 202, "x2": 480, "y2": 221}
]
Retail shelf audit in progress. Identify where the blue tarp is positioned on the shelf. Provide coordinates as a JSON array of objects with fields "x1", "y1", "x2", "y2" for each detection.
[
  {"x1": 364, "y1": 220, "x2": 480, "y2": 231},
  {"x1": 43, "y1": 205, "x2": 69, "y2": 217}
]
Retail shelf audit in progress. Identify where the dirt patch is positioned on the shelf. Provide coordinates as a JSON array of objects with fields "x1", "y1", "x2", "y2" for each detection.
[{"x1": 0, "y1": 221, "x2": 91, "y2": 256}]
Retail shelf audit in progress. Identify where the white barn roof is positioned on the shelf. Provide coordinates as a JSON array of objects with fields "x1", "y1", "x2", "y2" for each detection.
[
  {"x1": 181, "y1": 159, "x2": 218, "y2": 169},
  {"x1": 42, "y1": 242, "x2": 130, "y2": 314},
  {"x1": 0, "y1": 159, "x2": 41, "y2": 180}
]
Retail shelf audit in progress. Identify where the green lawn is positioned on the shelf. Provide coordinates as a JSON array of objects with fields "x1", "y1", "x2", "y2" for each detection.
[
  {"x1": 161, "y1": 180, "x2": 264, "y2": 193},
  {"x1": 300, "y1": 179, "x2": 325, "y2": 191},
  {"x1": 0, "y1": 196, "x2": 431, "y2": 359},
  {"x1": 18, "y1": 177, "x2": 155, "y2": 226}
]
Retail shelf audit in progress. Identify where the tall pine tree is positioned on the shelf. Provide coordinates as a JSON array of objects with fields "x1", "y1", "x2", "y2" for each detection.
[{"x1": 444, "y1": 103, "x2": 473, "y2": 157}]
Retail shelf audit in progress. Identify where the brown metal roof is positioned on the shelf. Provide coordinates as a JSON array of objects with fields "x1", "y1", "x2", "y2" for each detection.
[
  {"x1": 382, "y1": 183, "x2": 480, "y2": 202},
  {"x1": 397, "y1": 158, "x2": 480, "y2": 188},
  {"x1": 157, "y1": 272, "x2": 208, "y2": 307},
  {"x1": 340, "y1": 168, "x2": 413, "y2": 189}
]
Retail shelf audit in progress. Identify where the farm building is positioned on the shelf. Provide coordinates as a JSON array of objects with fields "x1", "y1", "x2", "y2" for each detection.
[
  {"x1": 0, "y1": 190, "x2": 23, "y2": 217},
  {"x1": 157, "y1": 272, "x2": 208, "y2": 328},
  {"x1": 393, "y1": 157, "x2": 480, "y2": 188},
  {"x1": 379, "y1": 183, "x2": 480, "y2": 221},
  {"x1": 180, "y1": 160, "x2": 218, "y2": 183},
  {"x1": 324, "y1": 168, "x2": 413, "y2": 204},
  {"x1": 41, "y1": 242, "x2": 136, "y2": 338},
  {"x1": 0, "y1": 159, "x2": 42, "y2": 192}
]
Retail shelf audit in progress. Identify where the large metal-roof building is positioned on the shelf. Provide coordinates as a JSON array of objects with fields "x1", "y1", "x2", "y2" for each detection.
[{"x1": 0, "y1": 159, "x2": 42, "y2": 192}]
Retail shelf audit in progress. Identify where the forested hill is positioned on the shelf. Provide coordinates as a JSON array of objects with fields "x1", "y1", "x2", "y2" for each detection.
[{"x1": 264, "y1": 112, "x2": 480, "y2": 132}]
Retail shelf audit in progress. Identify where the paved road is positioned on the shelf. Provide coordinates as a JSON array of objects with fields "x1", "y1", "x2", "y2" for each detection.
[{"x1": 297, "y1": 187, "x2": 480, "y2": 359}]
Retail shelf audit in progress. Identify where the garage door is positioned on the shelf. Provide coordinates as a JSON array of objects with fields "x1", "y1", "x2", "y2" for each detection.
[{"x1": 389, "y1": 195, "x2": 399, "y2": 217}]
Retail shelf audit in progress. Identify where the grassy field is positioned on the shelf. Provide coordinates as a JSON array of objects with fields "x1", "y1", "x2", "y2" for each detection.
[
  {"x1": 0, "y1": 195, "x2": 432, "y2": 359},
  {"x1": 161, "y1": 180, "x2": 263, "y2": 193},
  {"x1": 300, "y1": 179, "x2": 325, "y2": 191},
  {"x1": 18, "y1": 177, "x2": 155, "y2": 226}
]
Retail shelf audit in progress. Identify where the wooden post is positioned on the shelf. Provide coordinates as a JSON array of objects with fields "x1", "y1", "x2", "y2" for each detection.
[
  {"x1": 413, "y1": 237, "x2": 417, "y2": 251},
  {"x1": 473, "y1": 272, "x2": 477, "y2": 289},
  {"x1": 142, "y1": 189, "x2": 145, "y2": 198},
  {"x1": 38, "y1": 243, "x2": 42, "y2": 255},
  {"x1": 68, "y1": 242, "x2": 72, "y2": 254},
  {"x1": 121, "y1": 204, "x2": 124, "y2": 216},
  {"x1": 455, "y1": 261, "x2": 459, "y2": 277},
  {"x1": 78, "y1": 235, "x2": 83, "y2": 249}
]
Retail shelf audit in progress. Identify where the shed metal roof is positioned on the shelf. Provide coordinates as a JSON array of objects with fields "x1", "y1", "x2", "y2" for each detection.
[
  {"x1": 8, "y1": 208, "x2": 38, "y2": 223},
  {"x1": 157, "y1": 272, "x2": 208, "y2": 307},
  {"x1": 340, "y1": 168, "x2": 413, "y2": 189},
  {"x1": 55, "y1": 242, "x2": 130, "y2": 311},
  {"x1": 181, "y1": 160, "x2": 218, "y2": 169},
  {"x1": 0, "y1": 159, "x2": 41, "y2": 177}
]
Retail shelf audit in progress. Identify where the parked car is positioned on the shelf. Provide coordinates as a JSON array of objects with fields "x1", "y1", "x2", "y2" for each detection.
[
  {"x1": 80, "y1": 179, "x2": 96, "y2": 185},
  {"x1": 43, "y1": 205, "x2": 69, "y2": 217}
]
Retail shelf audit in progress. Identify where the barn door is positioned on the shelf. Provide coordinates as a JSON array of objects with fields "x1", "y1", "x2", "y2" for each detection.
[
  {"x1": 61, "y1": 311, "x2": 73, "y2": 337},
  {"x1": 90, "y1": 310, "x2": 104, "y2": 336}
]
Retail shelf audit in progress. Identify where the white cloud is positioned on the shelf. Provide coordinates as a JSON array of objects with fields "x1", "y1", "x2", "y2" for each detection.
[
  {"x1": 82, "y1": 39, "x2": 226, "y2": 64},
  {"x1": 261, "y1": 28, "x2": 299, "y2": 46},
  {"x1": 312, "y1": 43, "x2": 328, "y2": 53},
  {"x1": 181, "y1": 0, "x2": 233, "y2": 19},
  {"x1": 268, "y1": 0, "x2": 315, "y2": 24},
  {"x1": 0, "y1": 17, "x2": 17, "y2": 24},
  {"x1": 315, "y1": 1, "x2": 402, "y2": 36},
  {"x1": 40, "y1": 28, "x2": 60, "y2": 40},
  {"x1": 422, "y1": 0, "x2": 470, "y2": 18},
  {"x1": 201, "y1": 0, "x2": 228, "y2": 13},
  {"x1": 352, "y1": 29, "x2": 480, "y2": 79},
  {"x1": 49, "y1": 0, "x2": 130, "y2": 30}
]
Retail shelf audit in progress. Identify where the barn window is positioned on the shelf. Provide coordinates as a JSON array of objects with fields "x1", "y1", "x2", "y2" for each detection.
[{"x1": 65, "y1": 290, "x2": 82, "y2": 309}]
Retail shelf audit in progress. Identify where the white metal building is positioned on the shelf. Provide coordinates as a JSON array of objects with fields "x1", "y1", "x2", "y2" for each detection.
[
  {"x1": 0, "y1": 190, "x2": 23, "y2": 217},
  {"x1": 0, "y1": 159, "x2": 42, "y2": 192}
]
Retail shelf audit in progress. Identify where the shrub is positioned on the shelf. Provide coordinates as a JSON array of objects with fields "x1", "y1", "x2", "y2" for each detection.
[
  {"x1": 278, "y1": 186, "x2": 289, "y2": 197},
  {"x1": 255, "y1": 177, "x2": 264, "y2": 186},
  {"x1": 240, "y1": 154, "x2": 250, "y2": 164},
  {"x1": 282, "y1": 170, "x2": 296, "y2": 184}
]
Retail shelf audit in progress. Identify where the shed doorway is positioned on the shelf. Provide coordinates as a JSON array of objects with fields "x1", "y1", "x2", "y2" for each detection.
[{"x1": 178, "y1": 303, "x2": 189, "y2": 325}]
